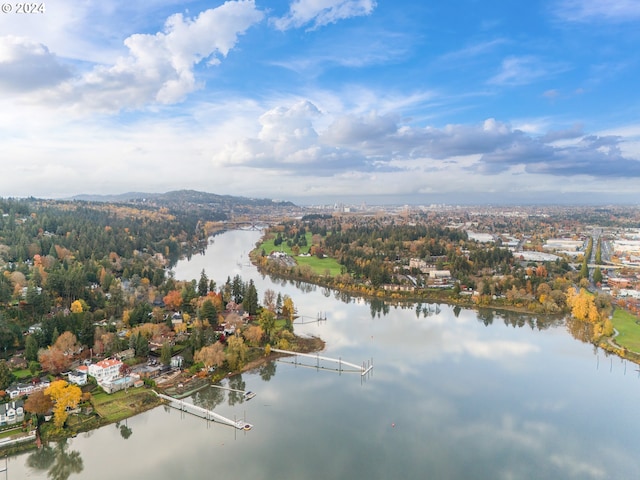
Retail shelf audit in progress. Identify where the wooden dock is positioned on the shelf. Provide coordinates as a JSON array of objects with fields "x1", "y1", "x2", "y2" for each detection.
[
  {"x1": 270, "y1": 348, "x2": 373, "y2": 376},
  {"x1": 155, "y1": 392, "x2": 252, "y2": 430}
]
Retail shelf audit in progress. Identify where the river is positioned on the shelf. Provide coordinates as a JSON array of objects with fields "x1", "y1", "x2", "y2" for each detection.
[{"x1": 6, "y1": 229, "x2": 640, "y2": 479}]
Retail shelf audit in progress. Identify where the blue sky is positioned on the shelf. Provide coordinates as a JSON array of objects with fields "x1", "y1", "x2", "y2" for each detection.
[{"x1": 1, "y1": 0, "x2": 639, "y2": 205}]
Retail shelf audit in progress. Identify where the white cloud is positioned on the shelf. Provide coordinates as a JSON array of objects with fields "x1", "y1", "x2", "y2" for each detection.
[
  {"x1": 0, "y1": 36, "x2": 72, "y2": 92},
  {"x1": 272, "y1": 0, "x2": 376, "y2": 31},
  {"x1": 554, "y1": 0, "x2": 640, "y2": 22},
  {"x1": 489, "y1": 56, "x2": 569, "y2": 86},
  {"x1": 212, "y1": 98, "x2": 640, "y2": 185},
  {"x1": 40, "y1": 1, "x2": 264, "y2": 111}
]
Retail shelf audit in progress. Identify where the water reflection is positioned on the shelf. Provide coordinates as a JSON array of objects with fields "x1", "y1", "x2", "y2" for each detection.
[
  {"x1": 566, "y1": 316, "x2": 594, "y2": 344},
  {"x1": 116, "y1": 420, "x2": 133, "y2": 440},
  {"x1": 191, "y1": 385, "x2": 225, "y2": 411},
  {"x1": 26, "y1": 441, "x2": 83, "y2": 480},
  {"x1": 259, "y1": 360, "x2": 277, "y2": 381},
  {"x1": 476, "y1": 308, "x2": 564, "y2": 331},
  {"x1": 227, "y1": 376, "x2": 246, "y2": 406},
  {"x1": 369, "y1": 298, "x2": 389, "y2": 318}
]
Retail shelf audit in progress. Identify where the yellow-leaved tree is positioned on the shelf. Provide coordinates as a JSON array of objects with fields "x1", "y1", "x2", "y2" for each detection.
[
  {"x1": 45, "y1": 380, "x2": 82, "y2": 428},
  {"x1": 194, "y1": 343, "x2": 225, "y2": 371},
  {"x1": 565, "y1": 287, "x2": 600, "y2": 323},
  {"x1": 70, "y1": 300, "x2": 84, "y2": 314}
]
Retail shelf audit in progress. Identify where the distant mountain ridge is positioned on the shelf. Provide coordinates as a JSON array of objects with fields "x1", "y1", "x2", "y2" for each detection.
[
  {"x1": 68, "y1": 189, "x2": 297, "y2": 222},
  {"x1": 70, "y1": 189, "x2": 295, "y2": 207}
]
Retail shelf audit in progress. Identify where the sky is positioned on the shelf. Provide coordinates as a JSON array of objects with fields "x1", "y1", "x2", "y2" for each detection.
[{"x1": 1, "y1": 0, "x2": 639, "y2": 205}]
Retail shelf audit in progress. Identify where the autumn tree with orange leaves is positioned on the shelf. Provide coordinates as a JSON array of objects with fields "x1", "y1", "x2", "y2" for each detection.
[
  {"x1": 38, "y1": 332, "x2": 81, "y2": 374},
  {"x1": 163, "y1": 289, "x2": 183, "y2": 311},
  {"x1": 24, "y1": 389, "x2": 54, "y2": 423}
]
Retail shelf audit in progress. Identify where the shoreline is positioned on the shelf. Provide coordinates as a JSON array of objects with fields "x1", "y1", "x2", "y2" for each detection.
[{"x1": 252, "y1": 256, "x2": 640, "y2": 365}]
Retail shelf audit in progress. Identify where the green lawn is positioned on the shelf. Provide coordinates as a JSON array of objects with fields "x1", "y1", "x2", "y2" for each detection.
[
  {"x1": 611, "y1": 309, "x2": 640, "y2": 353},
  {"x1": 258, "y1": 232, "x2": 343, "y2": 277},
  {"x1": 91, "y1": 389, "x2": 161, "y2": 423},
  {"x1": 12, "y1": 368, "x2": 37, "y2": 380},
  {"x1": 0, "y1": 427, "x2": 23, "y2": 440}
]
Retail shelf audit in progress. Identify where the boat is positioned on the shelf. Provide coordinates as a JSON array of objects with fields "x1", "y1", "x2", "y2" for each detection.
[{"x1": 244, "y1": 391, "x2": 256, "y2": 400}]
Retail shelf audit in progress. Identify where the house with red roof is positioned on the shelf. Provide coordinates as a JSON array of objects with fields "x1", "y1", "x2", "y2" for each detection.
[{"x1": 88, "y1": 358, "x2": 123, "y2": 383}]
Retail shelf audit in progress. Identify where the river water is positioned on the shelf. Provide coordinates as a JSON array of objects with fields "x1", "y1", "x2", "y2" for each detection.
[{"x1": 7, "y1": 230, "x2": 640, "y2": 479}]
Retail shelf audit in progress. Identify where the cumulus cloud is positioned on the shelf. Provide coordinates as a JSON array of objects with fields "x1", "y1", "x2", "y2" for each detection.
[
  {"x1": 0, "y1": 36, "x2": 72, "y2": 92},
  {"x1": 272, "y1": 0, "x2": 376, "y2": 31},
  {"x1": 213, "y1": 101, "x2": 640, "y2": 181},
  {"x1": 541, "y1": 124, "x2": 584, "y2": 143},
  {"x1": 47, "y1": 0, "x2": 263, "y2": 110},
  {"x1": 214, "y1": 100, "x2": 394, "y2": 174}
]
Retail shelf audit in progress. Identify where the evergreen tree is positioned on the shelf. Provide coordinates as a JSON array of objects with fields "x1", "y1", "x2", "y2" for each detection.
[
  {"x1": 200, "y1": 299, "x2": 218, "y2": 325},
  {"x1": 198, "y1": 269, "x2": 209, "y2": 296},
  {"x1": 231, "y1": 275, "x2": 244, "y2": 304},
  {"x1": 593, "y1": 267, "x2": 603, "y2": 285},
  {"x1": 25, "y1": 334, "x2": 39, "y2": 362},
  {"x1": 0, "y1": 360, "x2": 14, "y2": 390},
  {"x1": 242, "y1": 280, "x2": 259, "y2": 315},
  {"x1": 160, "y1": 342, "x2": 172, "y2": 366}
]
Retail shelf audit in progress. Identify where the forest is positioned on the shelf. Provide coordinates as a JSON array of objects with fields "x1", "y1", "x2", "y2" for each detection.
[{"x1": 0, "y1": 197, "x2": 301, "y2": 384}]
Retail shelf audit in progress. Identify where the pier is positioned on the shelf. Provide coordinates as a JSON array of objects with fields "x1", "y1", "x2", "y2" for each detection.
[
  {"x1": 271, "y1": 348, "x2": 373, "y2": 376},
  {"x1": 155, "y1": 392, "x2": 252, "y2": 430}
]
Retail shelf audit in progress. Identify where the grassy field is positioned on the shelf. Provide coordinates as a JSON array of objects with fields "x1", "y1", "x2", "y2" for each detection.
[
  {"x1": 12, "y1": 368, "x2": 39, "y2": 380},
  {"x1": 612, "y1": 309, "x2": 640, "y2": 352},
  {"x1": 91, "y1": 388, "x2": 161, "y2": 423},
  {"x1": 258, "y1": 232, "x2": 343, "y2": 276},
  {"x1": 0, "y1": 427, "x2": 23, "y2": 440}
]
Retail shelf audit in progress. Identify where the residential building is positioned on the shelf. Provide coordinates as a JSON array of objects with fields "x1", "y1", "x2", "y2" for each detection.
[
  {"x1": 7, "y1": 378, "x2": 51, "y2": 399},
  {"x1": 0, "y1": 400, "x2": 24, "y2": 426},
  {"x1": 88, "y1": 358, "x2": 123, "y2": 382},
  {"x1": 68, "y1": 366, "x2": 88, "y2": 386}
]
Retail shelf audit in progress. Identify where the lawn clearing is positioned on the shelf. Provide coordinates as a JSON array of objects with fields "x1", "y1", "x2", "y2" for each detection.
[
  {"x1": 258, "y1": 232, "x2": 342, "y2": 277},
  {"x1": 12, "y1": 368, "x2": 38, "y2": 380},
  {"x1": 92, "y1": 389, "x2": 161, "y2": 423},
  {"x1": 612, "y1": 309, "x2": 640, "y2": 353}
]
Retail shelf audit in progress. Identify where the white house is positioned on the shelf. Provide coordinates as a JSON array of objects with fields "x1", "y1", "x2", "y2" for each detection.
[
  {"x1": 88, "y1": 359, "x2": 123, "y2": 382},
  {"x1": 0, "y1": 400, "x2": 24, "y2": 426},
  {"x1": 68, "y1": 366, "x2": 88, "y2": 386},
  {"x1": 7, "y1": 378, "x2": 51, "y2": 399}
]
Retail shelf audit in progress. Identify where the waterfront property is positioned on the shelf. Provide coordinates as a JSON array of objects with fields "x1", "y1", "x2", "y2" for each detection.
[
  {"x1": 88, "y1": 358, "x2": 124, "y2": 383},
  {"x1": 68, "y1": 367, "x2": 88, "y2": 386},
  {"x1": 0, "y1": 400, "x2": 24, "y2": 426},
  {"x1": 7, "y1": 377, "x2": 51, "y2": 399}
]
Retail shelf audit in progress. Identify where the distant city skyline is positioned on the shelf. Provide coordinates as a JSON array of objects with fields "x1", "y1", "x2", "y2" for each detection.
[{"x1": 1, "y1": 0, "x2": 639, "y2": 204}]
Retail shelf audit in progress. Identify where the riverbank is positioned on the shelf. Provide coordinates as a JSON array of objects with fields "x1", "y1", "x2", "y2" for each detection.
[
  {"x1": 251, "y1": 249, "x2": 640, "y2": 366},
  {"x1": 0, "y1": 334, "x2": 326, "y2": 455}
]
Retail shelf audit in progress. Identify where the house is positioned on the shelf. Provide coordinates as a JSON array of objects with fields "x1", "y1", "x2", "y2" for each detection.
[
  {"x1": 170, "y1": 355, "x2": 184, "y2": 369},
  {"x1": 100, "y1": 375, "x2": 137, "y2": 394},
  {"x1": 68, "y1": 366, "x2": 88, "y2": 386},
  {"x1": 8, "y1": 354, "x2": 27, "y2": 370},
  {"x1": 0, "y1": 400, "x2": 24, "y2": 426},
  {"x1": 88, "y1": 358, "x2": 123, "y2": 383},
  {"x1": 115, "y1": 348, "x2": 135, "y2": 361},
  {"x1": 7, "y1": 377, "x2": 51, "y2": 399},
  {"x1": 27, "y1": 323, "x2": 43, "y2": 334}
]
